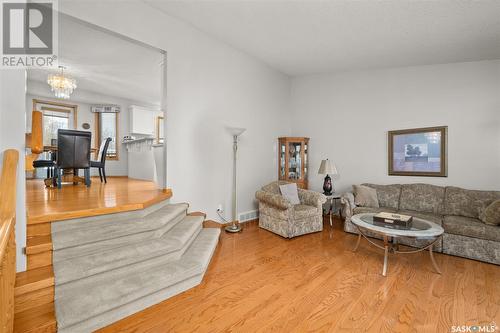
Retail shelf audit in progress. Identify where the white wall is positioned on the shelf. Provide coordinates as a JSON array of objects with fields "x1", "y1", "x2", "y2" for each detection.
[
  {"x1": 59, "y1": 1, "x2": 291, "y2": 220},
  {"x1": 291, "y1": 60, "x2": 500, "y2": 193},
  {"x1": 0, "y1": 70, "x2": 27, "y2": 271}
]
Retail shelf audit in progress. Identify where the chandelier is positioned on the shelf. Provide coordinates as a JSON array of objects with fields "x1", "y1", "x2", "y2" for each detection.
[{"x1": 47, "y1": 66, "x2": 77, "y2": 99}]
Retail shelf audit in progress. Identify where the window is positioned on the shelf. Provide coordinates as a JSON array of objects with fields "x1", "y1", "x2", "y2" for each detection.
[
  {"x1": 33, "y1": 100, "x2": 77, "y2": 146},
  {"x1": 96, "y1": 112, "x2": 118, "y2": 160},
  {"x1": 42, "y1": 110, "x2": 70, "y2": 146}
]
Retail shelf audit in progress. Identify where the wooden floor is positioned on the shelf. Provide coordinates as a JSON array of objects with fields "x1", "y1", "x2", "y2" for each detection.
[
  {"x1": 100, "y1": 218, "x2": 500, "y2": 333},
  {"x1": 26, "y1": 177, "x2": 172, "y2": 224}
]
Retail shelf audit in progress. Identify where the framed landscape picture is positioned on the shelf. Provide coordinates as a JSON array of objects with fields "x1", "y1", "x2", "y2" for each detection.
[{"x1": 388, "y1": 126, "x2": 447, "y2": 177}]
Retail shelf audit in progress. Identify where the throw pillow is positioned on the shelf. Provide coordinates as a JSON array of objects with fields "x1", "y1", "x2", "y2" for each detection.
[
  {"x1": 279, "y1": 183, "x2": 300, "y2": 205},
  {"x1": 479, "y1": 199, "x2": 500, "y2": 226},
  {"x1": 353, "y1": 185, "x2": 380, "y2": 208}
]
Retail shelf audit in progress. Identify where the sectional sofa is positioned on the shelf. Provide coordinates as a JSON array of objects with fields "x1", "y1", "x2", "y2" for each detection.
[{"x1": 341, "y1": 183, "x2": 500, "y2": 265}]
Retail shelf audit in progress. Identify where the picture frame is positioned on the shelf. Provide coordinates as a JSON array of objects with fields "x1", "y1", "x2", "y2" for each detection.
[{"x1": 388, "y1": 126, "x2": 447, "y2": 177}]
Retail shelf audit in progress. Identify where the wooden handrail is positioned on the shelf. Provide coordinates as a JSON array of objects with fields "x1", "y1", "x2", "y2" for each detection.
[{"x1": 0, "y1": 149, "x2": 19, "y2": 333}]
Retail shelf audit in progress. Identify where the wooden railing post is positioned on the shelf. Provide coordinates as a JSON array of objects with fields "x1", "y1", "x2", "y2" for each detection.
[{"x1": 0, "y1": 149, "x2": 19, "y2": 333}]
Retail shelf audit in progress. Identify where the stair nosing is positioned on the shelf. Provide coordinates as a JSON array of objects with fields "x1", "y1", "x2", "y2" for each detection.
[{"x1": 15, "y1": 266, "x2": 55, "y2": 296}]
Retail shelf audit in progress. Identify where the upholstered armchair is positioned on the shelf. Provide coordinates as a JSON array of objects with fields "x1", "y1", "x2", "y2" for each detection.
[{"x1": 255, "y1": 181, "x2": 326, "y2": 238}]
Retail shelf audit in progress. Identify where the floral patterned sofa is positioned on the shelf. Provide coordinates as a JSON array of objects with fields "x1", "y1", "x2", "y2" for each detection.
[
  {"x1": 255, "y1": 181, "x2": 326, "y2": 238},
  {"x1": 341, "y1": 183, "x2": 500, "y2": 265}
]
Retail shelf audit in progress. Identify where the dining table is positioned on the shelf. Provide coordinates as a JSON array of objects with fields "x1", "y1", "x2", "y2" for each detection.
[{"x1": 40, "y1": 146, "x2": 98, "y2": 187}]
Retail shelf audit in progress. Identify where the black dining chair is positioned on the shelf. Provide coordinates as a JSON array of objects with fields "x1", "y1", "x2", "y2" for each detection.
[
  {"x1": 91, "y1": 137, "x2": 112, "y2": 183},
  {"x1": 33, "y1": 151, "x2": 56, "y2": 181},
  {"x1": 55, "y1": 129, "x2": 92, "y2": 189}
]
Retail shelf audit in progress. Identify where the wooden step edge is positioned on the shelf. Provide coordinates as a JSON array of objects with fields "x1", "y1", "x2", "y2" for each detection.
[
  {"x1": 14, "y1": 302, "x2": 56, "y2": 333},
  {"x1": 202, "y1": 219, "x2": 258, "y2": 229},
  {"x1": 26, "y1": 235, "x2": 52, "y2": 254},
  {"x1": 203, "y1": 219, "x2": 225, "y2": 228},
  {"x1": 188, "y1": 211, "x2": 207, "y2": 218},
  {"x1": 15, "y1": 266, "x2": 54, "y2": 296},
  {"x1": 15, "y1": 286, "x2": 54, "y2": 315},
  {"x1": 143, "y1": 190, "x2": 172, "y2": 209},
  {"x1": 27, "y1": 189, "x2": 173, "y2": 225},
  {"x1": 27, "y1": 203, "x2": 145, "y2": 224}
]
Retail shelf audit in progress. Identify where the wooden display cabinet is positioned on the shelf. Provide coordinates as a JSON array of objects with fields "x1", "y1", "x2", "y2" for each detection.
[{"x1": 278, "y1": 137, "x2": 309, "y2": 189}]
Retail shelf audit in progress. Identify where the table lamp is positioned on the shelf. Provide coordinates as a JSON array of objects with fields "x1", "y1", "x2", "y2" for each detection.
[{"x1": 318, "y1": 159, "x2": 338, "y2": 195}]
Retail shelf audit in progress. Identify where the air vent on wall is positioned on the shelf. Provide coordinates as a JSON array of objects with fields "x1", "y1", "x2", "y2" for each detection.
[
  {"x1": 238, "y1": 210, "x2": 259, "y2": 223},
  {"x1": 90, "y1": 104, "x2": 121, "y2": 113}
]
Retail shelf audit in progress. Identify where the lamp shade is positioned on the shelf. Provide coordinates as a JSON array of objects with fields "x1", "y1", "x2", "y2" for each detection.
[
  {"x1": 318, "y1": 159, "x2": 338, "y2": 175},
  {"x1": 227, "y1": 127, "x2": 246, "y2": 137}
]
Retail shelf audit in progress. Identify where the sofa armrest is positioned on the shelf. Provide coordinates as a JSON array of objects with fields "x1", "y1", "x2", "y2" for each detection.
[
  {"x1": 255, "y1": 190, "x2": 292, "y2": 210},
  {"x1": 298, "y1": 189, "x2": 326, "y2": 209},
  {"x1": 340, "y1": 192, "x2": 356, "y2": 221}
]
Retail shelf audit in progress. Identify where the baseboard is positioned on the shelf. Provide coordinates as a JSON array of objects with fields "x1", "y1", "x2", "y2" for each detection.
[{"x1": 204, "y1": 219, "x2": 258, "y2": 228}]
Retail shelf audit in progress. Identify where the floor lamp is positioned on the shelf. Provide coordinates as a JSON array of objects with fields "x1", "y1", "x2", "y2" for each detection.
[{"x1": 225, "y1": 127, "x2": 246, "y2": 233}]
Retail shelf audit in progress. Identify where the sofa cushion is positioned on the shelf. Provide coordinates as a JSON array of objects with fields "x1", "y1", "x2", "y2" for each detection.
[
  {"x1": 353, "y1": 185, "x2": 379, "y2": 208},
  {"x1": 479, "y1": 199, "x2": 500, "y2": 226},
  {"x1": 445, "y1": 186, "x2": 500, "y2": 219},
  {"x1": 399, "y1": 184, "x2": 445, "y2": 214},
  {"x1": 362, "y1": 184, "x2": 401, "y2": 209},
  {"x1": 397, "y1": 209, "x2": 443, "y2": 226},
  {"x1": 353, "y1": 206, "x2": 397, "y2": 215},
  {"x1": 294, "y1": 204, "x2": 319, "y2": 220},
  {"x1": 443, "y1": 215, "x2": 500, "y2": 242}
]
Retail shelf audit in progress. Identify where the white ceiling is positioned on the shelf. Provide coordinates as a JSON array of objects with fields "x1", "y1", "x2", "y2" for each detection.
[
  {"x1": 146, "y1": 0, "x2": 500, "y2": 76},
  {"x1": 28, "y1": 14, "x2": 163, "y2": 105}
]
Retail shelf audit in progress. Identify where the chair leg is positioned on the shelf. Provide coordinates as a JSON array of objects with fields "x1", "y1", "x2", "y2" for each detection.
[
  {"x1": 73, "y1": 169, "x2": 79, "y2": 185},
  {"x1": 57, "y1": 168, "x2": 62, "y2": 189},
  {"x1": 52, "y1": 168, "x2": 57, "y2": 187},
  {"x1": 102, "y1": 168, "x2": 107, "y2": 183},
  {"x1": 98, "y1": 168, "x2": 103, "y2": 182},
  {"x1": 84, "y1": 169, "x2": 91, "y2": 187}
]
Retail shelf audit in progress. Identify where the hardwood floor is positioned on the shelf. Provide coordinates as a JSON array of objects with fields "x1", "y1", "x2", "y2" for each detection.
[
  {"x1": 100, "y1": 218, "x2": 500, "y2": 333},
  {"x1": 26, "y1": 177, "x2": 172, "y2": 224}
]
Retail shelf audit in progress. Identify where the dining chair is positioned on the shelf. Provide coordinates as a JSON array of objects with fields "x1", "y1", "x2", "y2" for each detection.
[
  {"x1": 91, "y1": 137, "x2": 112, "y2": 183},
  {"x1": 33, "y1": 151, "x2": 56, "y2": 182},
  {"x1": 55, "y1": 129, "x2": 92, "y2": 189}
]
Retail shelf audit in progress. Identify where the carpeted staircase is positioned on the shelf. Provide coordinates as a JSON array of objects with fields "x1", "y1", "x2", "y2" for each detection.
[{"x1": 50, "y1": 201, "x2": 220, "y2": 333}]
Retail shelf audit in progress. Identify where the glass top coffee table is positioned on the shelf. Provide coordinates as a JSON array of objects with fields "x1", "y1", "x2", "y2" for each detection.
[{"x1": 351, "y1": 213, "x2": 444, "y2": 276}]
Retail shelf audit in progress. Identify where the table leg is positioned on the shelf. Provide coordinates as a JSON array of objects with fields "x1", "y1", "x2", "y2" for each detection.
[
  {"x1": 382, "y1": 235, "x2": 389, "y2": 276},
  {"x1": 429, "y1": 244, "x2": 441, "y2": 274},
  {"x1": 353, "y1": 233, "x2": 361, "y2": 252}
]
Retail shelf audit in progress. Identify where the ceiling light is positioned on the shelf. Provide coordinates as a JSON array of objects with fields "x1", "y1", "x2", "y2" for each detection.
[{"x1": 47, "y1": 66, "x2": 77, "y2": 99}]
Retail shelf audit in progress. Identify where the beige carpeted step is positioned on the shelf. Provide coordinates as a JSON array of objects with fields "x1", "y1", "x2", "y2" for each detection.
[
  {"x1": 55, "y1": 228, "x2": 220, "y2": 333},
  {"x1": 54, "y1": 215, "x2": 204, "y2": 284},
  {"x1": 52, "y1": 202, "x2": 189, "y2": 258}
]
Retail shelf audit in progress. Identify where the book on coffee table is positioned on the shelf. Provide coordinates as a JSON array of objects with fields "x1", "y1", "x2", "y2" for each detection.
[{"x1": 373, "y1": 212, "x2": 413, "y2": 228}]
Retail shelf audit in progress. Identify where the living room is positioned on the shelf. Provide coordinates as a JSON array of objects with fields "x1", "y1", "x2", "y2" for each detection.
[{"x1": 0, "y1": 1, "x2": 498, "y2": 332}]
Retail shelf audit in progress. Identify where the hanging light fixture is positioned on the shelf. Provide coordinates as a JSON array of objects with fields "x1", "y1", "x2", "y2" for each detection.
[{"x1": 47, "y1": 66, "x2": 77, "y2": 99}]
